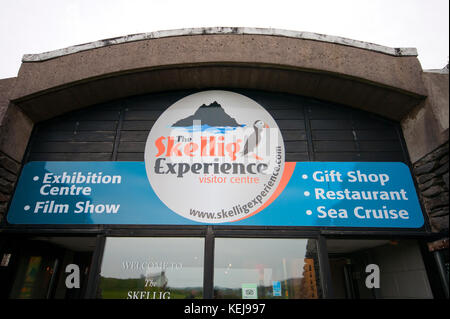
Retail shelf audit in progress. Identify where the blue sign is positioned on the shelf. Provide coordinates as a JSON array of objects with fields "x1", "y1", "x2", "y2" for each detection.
[
  {"x1": 7, "y1": 161, "x2": 424, "y2": 228},
  {"x1": 272, "y1": 281, "x2": 282, "y2": 297}
]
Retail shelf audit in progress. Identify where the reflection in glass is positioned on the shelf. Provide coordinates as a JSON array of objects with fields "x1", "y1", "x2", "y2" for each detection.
[
  {"x1": 99, "y1": 237, "x2": 204, "y2": 299},
  {"x1": 214, "y1": 238, "x2": 321, "y2": 299},
  {"x1": 9, "y1": 255, "x2": 57, "y2": 299}
]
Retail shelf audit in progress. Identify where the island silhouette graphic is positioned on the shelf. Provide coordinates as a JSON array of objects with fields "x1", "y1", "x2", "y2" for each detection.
[{"x1": 171, "y1": 101, "x2": 243, "y2": 127}]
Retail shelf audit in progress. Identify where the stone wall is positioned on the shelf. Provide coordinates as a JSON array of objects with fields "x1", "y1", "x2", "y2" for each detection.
[
  {"x1": 413, "y1": 142, "x2": 449, "y2": 233},
  {"x1": 0, "y1": 151, "x2": 20, "y2": 223}
]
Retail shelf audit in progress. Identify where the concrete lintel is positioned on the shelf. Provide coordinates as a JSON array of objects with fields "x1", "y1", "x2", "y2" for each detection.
[
  {"x1": 14, "y1": 65, "x2": 423, "y2": 123},
  {"x1": 0, "y1": 78, "x2": 33, "y2": 163},
  {"x1": 22, "y1": 27, "x2": 418, "y2": 62},
  {"x1": 10, "y1": 29, "x2": 428, "y2": 125},
  {"x1": 402, "y1": 71, "x2": 449, "y2": 163},
  {"x1": 0, "y1": 78, "x2": 16, "y2": 124}
]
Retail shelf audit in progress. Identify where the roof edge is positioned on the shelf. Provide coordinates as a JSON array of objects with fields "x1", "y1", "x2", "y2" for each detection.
[
  {"x1": 424, "y1": 68, "x2": 449, "y2": 74},
  {"x1": 22, "y1": 27, "x2": 418, "y2": 62}
]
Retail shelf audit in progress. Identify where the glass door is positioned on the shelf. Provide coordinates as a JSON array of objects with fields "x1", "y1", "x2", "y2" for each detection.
[
  {"x1": 3, "y1": 236, "x2": 95, "y2": 299},
  {"x1": 326, "y1": 239, "x2": 433, "y2": 299}
]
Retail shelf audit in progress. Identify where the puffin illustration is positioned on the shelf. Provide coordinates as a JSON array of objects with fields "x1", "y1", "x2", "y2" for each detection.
[{"x1": 241, "y1": 120, "x2": 269, "y2": 160}]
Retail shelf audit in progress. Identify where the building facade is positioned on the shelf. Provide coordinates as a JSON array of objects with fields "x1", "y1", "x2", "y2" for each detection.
[{"x1": 0, "y1": 28, "x2": 448, "y2": 299}]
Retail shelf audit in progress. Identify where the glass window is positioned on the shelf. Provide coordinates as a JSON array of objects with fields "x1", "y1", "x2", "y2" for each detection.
[
  {"x1": 213, "y1": 238, "x2": 321, "y2": 299},
  {"x1": 327, "y1": 239, "x2": 433, "y2": 299},
  {"x1": 98, "y1": 237, "x2": 204, "y2": 299}
]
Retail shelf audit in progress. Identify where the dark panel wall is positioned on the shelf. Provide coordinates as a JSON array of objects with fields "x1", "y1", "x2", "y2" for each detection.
[{"x1": 26, "y1": 90, "x2": 408, "y2": 164}]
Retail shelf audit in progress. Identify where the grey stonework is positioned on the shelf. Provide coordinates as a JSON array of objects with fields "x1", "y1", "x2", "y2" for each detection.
[
  {"x1": 413, "y1": 142, "x2": 449, "y2": 233},
  {"x1": 0, "y1": 151, "x2": 20, "y2": 223}
]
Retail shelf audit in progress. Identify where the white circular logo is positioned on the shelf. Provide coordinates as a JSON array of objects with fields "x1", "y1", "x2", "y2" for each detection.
[{"x1": 144, "y1": 90, "x2": 285, "y2": 223}]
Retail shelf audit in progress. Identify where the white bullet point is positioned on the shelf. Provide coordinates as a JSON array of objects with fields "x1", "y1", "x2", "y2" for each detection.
[
  {"x1": 306, "y1": 210, "x2": 312, "y2": 215},
  {"x1": 33, "y1": 176, "x2": 39, "y2": 181},
  {"x1": 24, "y1": 205, "x2": 30, "y2": 211},
  {"x1": 302, "y1": 174, "x2": 308, "y2": 179},
  {"x1": 304, "y1": 191, "x2": 310, "y2": 196}
]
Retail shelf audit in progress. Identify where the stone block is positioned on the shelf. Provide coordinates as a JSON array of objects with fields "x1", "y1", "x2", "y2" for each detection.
[
  {"x1": 418, "y1": 173, "x2": 435, "y2": 184},
  {"x1": 422, "y1": 185, "x2": 445, "y2": 198},
  {"x1": 415, "y1": 143, "x2": 448, "y2": 166},
  {"x1": 0, "y1": 154, "x2": 20, "y2": 174},
  {"x1": 434, "y1": 162, "x2": 449, "y2": 176},
  {"x1": 414, "y1": 160, "x2": 439, "y2": 175},
  {"x1": 424, "y1": 192, "x2": 449, "y2": 211},
  {"x1": 430, "y1": 207, "x2": 449, "y2": 217},
  {"x1": 444, "y1": 172, "x2": 449, "y2": 190},
  {"x1": 0, "y1": 167, "x2": 17, "y2": 182},
  {"x1": 430, "y1": 215, "x2": 449, "y2": 232},
  {"x1": 0, "y1": 179, "x2": 14, "y2": 194},
  {"x1": 419, "y1": 177, "x2": 443, "y2": 191},
  {"x1": 0, "y1": 192, "x2": 10, "y2": 202}
]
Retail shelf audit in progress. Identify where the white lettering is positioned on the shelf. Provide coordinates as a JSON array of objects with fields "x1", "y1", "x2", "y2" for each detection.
[
  {"x1": 74, "y1": 201, "x2": 120, "y2": 214},
  {"x1": 353, "y1": 206, "x2": 410, "y2": 219},
  {"x1": 365, "y1": 264, "x2": 380, "y2": 289},
  {"x1": 65, "y1": 264, "x2": 80, "y2": 289},
  {"x1": 347, "y1": 171, "x2": 390, "y2": 186}
]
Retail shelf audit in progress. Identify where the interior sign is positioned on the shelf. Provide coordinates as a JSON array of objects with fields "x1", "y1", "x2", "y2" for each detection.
[{"x1": 6, "y1": 90, "x2": 424, "y2": 228}]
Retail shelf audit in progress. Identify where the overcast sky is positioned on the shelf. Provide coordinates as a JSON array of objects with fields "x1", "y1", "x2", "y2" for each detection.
[{"x1": 0, "y1": 0, "x2": 448, "y2": 79}]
